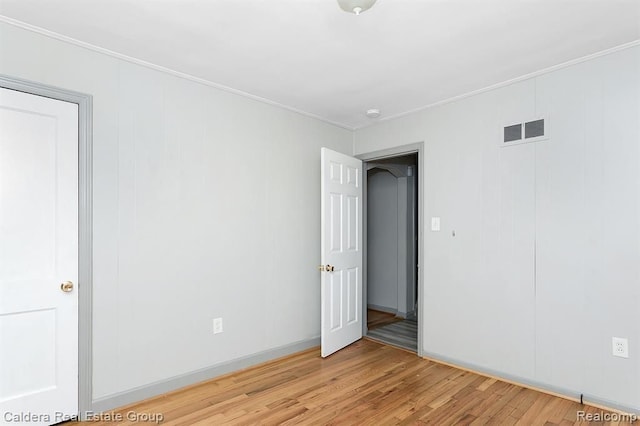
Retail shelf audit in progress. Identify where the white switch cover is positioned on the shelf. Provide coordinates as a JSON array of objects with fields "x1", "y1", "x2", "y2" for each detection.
[
  {"x1": 213, "y1": 318, "x2": 223, "y2": 334},
  {"x1": 431, "y1": 217, "x2": 441, "y2": 231}
]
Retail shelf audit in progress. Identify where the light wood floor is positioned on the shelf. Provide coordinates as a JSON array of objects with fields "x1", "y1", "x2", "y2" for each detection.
[
  {"x1": 72, "y1": 340, "x2": 634, "y2": 425},
  {"x1": 367, "y1": 309, "x2": 402, "y2": 330}
]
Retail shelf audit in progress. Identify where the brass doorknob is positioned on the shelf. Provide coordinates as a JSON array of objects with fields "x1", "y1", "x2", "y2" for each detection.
[
  {"x1": 318, "y1": 265, "x2": 335, "y2": 272},
  {"x1": 60, "y1": 281, "x2": 74, "y2": 293}
]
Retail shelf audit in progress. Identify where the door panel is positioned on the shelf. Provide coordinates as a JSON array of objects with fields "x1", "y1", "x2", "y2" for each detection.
[
  {"x1": 0, "y1": 87, "x2": 78, "y2": 424},
  {"x1": 321, "y1": 148, "x2": 363, "y2": 357},
  {"x1": 346, "y1": 268, "x2": 358, "y2": 323},
  {"x1": 346, "y1": 195, "x2": 358, "y2": 251}
]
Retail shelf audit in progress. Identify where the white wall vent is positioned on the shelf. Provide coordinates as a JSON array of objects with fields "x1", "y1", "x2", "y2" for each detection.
[
  {"x1": 504, "y1": 124, "x2": 522, "y2": 143},
  {"x1": 502, "y1": 117, "x2": 549, "y2": 146},
  {"x1": 525, "y1": 119, "x2": 545, "y2": 139}
]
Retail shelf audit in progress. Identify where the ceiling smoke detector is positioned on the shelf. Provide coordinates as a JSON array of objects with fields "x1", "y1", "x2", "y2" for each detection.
[
  {"x1": 337, "y1": 0, "x2": 377, "y2": 15},
  {"x1": 366, "y1": 109, "x2": 381, "y2": 118}
]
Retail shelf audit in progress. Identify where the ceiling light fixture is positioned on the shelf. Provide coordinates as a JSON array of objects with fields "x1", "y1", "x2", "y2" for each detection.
[
  {"x1": 366, "y1": 109, "x2": 381, "y2": 118},
  {"x1": 337, "y1": 0, "x2": 377, "y2": 15}
]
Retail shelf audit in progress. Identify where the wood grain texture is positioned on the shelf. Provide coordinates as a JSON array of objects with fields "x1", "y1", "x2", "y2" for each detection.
[
  {"x1": 70, "y1": 340, "x2": 635, "y2": 425},
  {"x1": 367, "y1": 309, "x2": 402, "y2": 330}
]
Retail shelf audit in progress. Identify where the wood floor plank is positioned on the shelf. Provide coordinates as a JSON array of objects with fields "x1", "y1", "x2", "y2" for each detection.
[
  {"x1": 69, "y1": 340, "x2": 634, "y2": 425},
  {"x1": 367, "y1": 309, "x2": 402, "y2": 330}
]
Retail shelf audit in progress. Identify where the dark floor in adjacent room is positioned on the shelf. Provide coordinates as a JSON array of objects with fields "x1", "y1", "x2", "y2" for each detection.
[{"x1": 367, "y1": 309, "x2": 418, "y2": 353}]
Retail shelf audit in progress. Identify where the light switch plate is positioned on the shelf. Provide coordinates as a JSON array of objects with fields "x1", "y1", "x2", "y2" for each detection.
[
  {"x1": 431, "y1": 217, "x2": 441, "y2": 231},
  {"x1": 213, "y1": 318, "x2": 223, "y2": 334}
]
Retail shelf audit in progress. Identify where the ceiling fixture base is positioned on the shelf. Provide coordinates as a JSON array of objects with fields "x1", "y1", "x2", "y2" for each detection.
[
  {"x1": 337, "y1": 0, "x2": 377, "y2": 15},
  {"x1": 366, "y1": 109, "x2": 381, "y2": 118}
]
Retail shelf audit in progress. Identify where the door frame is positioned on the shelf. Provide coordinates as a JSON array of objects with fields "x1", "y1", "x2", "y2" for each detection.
[
  {"x1": 0, "y1": 74, "x2": 93, "y2": 417},
  {"x1": 357, "y1": 142, "x2": 424, "y2": 357}
]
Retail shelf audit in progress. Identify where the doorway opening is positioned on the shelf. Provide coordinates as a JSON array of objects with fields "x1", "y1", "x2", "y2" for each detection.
[{"x1": 364, "y1": 153, "x2": 419, "y2": 352}]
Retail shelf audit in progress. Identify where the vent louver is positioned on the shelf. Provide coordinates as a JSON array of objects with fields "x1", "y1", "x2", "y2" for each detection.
[
  {"x1": 503, "y1": 118, "x2": 548, "y2": 146},
  {"x1": 525, "y1": 119, "x2": 545, "y2": 139},
  {"x1": 504, "y1": 124, "x2": 522, "y2": 143}
]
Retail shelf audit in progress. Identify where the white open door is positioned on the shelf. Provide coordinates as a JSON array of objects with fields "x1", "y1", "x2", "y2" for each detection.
[
  {"x1": 0, "y1": 87, "x2": 79, "y2": 424},
  {"x1": 320, "y1": 148, "x2": 363, "y2": 357}
]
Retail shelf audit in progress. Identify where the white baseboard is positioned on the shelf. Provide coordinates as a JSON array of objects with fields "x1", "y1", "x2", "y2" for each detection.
[
  {"x1": 367, "y1": 304, "x2": 397, "y2": 315},
  {"x1": 422, "y1": 350, "x2": 640, "y2": 416},
  {"x1": 91, "y1": 337, "x2": 320, "y2": 414}
]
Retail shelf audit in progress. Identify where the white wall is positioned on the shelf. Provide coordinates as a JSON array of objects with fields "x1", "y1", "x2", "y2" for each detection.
[
  {"x1": 367, "y1": 170, "x2": 399, "y2": 311},
  {"x1": 404, "y1": 175, "x2": 418, "y2": 317},
  {"x1": 0, "y1": 22, "x2": 352, "y2": 401},
  {"x1": 355, "y1": 46, "x2": 640, "y2": 410},
  {"x1": 396, "y1": 176, "x2": 409, "y2": 316}
]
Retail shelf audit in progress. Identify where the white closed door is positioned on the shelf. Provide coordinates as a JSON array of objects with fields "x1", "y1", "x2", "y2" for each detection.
[
  {"x1": 320, "y1": 148, "x2": 363, "y2": 357},
  {"x1": 0, "y1": 87, "x2": 78, "y2": 424}
]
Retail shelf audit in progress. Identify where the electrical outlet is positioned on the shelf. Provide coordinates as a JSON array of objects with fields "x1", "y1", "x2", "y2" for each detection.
[
  {"x1": 213, "y1": 318, "x2": 223, "y2": 334},
  {"x1": 612, "y1": 337, "x2": 628, "y2": 358}
]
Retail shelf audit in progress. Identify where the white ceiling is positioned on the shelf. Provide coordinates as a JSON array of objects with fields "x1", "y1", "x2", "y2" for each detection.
[{"x1": 1, "y1": 0, "x2": 639, "y2": 129}]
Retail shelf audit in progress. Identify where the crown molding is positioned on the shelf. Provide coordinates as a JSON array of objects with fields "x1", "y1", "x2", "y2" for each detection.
[
  {"x1": 0, "y1": 15, "x2": 355, "y2": 131},
  {"x1": 355, "y1": 39, "x2": 640, "y2": 130},
  {"x1": 2, "y1": 15, "x2": 638, "y2": 134}
]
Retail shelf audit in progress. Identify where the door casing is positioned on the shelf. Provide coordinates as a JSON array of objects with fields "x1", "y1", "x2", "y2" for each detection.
[
  {"x1": 357, "y1": 142, "x2": 424, "y2": 357},
  {"x1": 0, "y1": 74, "x2": 93, "y2": 418}
]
